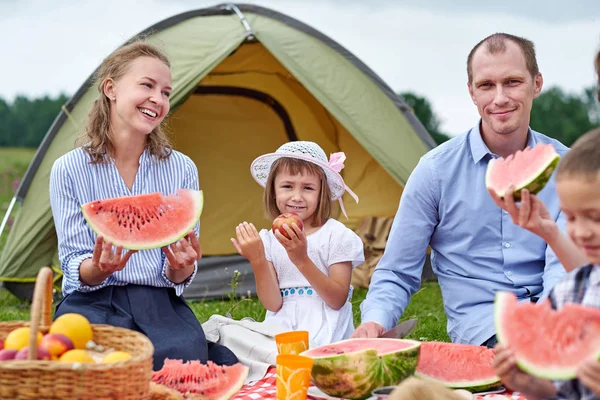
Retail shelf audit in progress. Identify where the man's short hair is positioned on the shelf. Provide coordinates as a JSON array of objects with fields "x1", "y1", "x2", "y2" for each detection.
[
  {"x1": 467, "y1": 33, "x2": 539, "y2": 84},
  {"x1": 557, "y1": 128, "x2": 600, "y2": 182}
]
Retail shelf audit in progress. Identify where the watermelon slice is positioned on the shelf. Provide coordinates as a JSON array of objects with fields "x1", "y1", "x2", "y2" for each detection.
[
  {"x1": 495, "y1": 291, "x2": 600, "y2": 380},
  {"x1": 81, "y1": 189, "x2": 203, "y2": 250},
  {"x1": 151, "y1": 359, "x2": 248, "y2": 400},
  {"x1": 300, "y1": 338, "x2": 420, "y2": 400},
  {"x1": 485, "y1": 143, "x2": 560, "y2": 202},
  {"x1": 415, "y1": 342, "x2": 501, "y2": 393}
]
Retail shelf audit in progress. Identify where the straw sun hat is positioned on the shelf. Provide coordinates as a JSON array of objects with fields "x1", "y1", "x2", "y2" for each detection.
[{"x1": 250, "y1": 141, "x2": 359, "y2": 218}]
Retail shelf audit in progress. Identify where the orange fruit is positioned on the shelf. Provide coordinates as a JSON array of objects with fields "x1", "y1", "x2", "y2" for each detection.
[
  {"x1": 49, "y1": 314, "x2": 93, "y2": 349},
  {"x1": 101, "y1": 351, "x2": 132, "y2": 363},
  {"x1": 59, "y1": 349, "x2": 95, "y2": 364},
  {"x1": 4, "y1": 327, "x2": 43, "y2": 350}
]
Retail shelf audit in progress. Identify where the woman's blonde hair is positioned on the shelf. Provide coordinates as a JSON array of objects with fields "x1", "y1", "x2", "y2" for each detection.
[
  {"x1": 79, "y1": 40, "x2": 173, "y2": 163},
  {"x1": 263, "y1": 158, "x2": 333, "y2": 227}
]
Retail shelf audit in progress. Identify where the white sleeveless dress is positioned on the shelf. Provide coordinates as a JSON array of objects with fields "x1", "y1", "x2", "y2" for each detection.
[{"x1": 259, "y1": 218, "x2": 365, "y2": 347}]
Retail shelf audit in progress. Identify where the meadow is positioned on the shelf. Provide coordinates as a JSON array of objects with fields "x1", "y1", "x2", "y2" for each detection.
[{"x1": 0, "y1": 147, "x2": 449, "y2": 342}]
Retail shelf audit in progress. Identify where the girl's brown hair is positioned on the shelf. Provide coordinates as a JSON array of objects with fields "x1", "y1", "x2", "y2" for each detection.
[
  {"x1": 79, "y1": 40, "x2": 173, "y2": 163},
  {"x1": 263, "y1": 158, "x2": 332, "y2": 227}
]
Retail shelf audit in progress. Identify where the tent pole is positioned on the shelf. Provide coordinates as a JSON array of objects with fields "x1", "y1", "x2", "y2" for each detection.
[
  {"x1": 222, "y1": 3, "x2": 255, "y2": 40},
  {"x1": 0, "y1": 196, "x2": 17, "y2": 242}
]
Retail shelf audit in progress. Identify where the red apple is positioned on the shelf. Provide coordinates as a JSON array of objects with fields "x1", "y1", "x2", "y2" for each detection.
[
  {"x1": 0, "y1": 338, "x2": 4, "y2": 349},
  {"x1": 272, "y1": 212, "x2": 304, "y2": 239},
  {"x1": 40, "y1": 333, "x2": 75, "y2": 358},
  {"x1": 0, "y1": 349, "x2": 18, "y2": 361},
  {"x1": 15, "y1": 346, "x2": 52, "y2": 361}
]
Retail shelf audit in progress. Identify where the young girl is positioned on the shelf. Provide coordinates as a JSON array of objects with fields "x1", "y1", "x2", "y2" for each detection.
[
  {"x1": 49, "y1": 40, "x2": 237, "y2": 370},
  {"x1": 231, "y1": 141, "x2": 365, "y2": 346}
]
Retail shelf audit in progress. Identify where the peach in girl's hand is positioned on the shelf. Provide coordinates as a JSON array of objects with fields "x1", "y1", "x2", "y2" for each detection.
[{"x1": 273, "y1": 213, "x2": 304, "y2": 239}]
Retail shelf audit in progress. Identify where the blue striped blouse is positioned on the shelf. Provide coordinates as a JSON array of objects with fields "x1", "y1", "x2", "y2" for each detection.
[{"x1": 49, "y1": 147, "x2": 200, "y2": 296}]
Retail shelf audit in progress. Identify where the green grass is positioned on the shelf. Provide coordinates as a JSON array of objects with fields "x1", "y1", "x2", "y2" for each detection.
[{"x1": 0, "y1": 281, "x2": 449, "y2": 342}]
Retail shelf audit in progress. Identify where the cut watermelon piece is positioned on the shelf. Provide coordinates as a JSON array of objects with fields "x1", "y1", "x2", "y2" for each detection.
[
  {"x1": 81, "y1": 189, "x2": 203, "y2": 250},
  {"x1": 495, "y1": 291, "x2": 600, "y2": 380},
  {"x1": 151, "y1": 359, "x2": 248, "y2": 400},
  {"x1": 415, "y1": 342, "x2": 501, "y2": 393},
  {"x1": 485, "y1": 143, "x2": 560, "y2": 202},
  {"x1": 301, "y1": 338, "x2": 420, "y2": 400}
]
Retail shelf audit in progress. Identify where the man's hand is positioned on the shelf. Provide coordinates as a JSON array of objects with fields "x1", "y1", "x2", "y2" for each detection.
[{"x1": 351, "y1": 322, "x2": 385, "y2": 338}]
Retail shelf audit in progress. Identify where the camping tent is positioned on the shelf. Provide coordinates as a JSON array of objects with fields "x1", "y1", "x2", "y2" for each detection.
[{"x1": 0, "y1": 3, "x2": 435, "y2": 300}]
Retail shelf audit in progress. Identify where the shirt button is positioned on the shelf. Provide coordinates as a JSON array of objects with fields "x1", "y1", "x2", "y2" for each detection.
[
  {"x1": 507, "y1": 271, "x2": 513, "y2": 276},
  {"x1": 504, "y1": 242, "x2": 511, "y2": 248}
]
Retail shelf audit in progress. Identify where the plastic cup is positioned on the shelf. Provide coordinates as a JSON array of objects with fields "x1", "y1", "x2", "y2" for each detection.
[
  {"x1": 275, "y1": 330, "x2": 309, "y2": 355},
  {"x1": 276, "y1": 354, "x2": 314, "y2": 400}
]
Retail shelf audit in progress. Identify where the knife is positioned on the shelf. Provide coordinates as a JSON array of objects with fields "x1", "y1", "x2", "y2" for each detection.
[{"x1": 379, "y1": 319, "x2": 418, "y2": 339}]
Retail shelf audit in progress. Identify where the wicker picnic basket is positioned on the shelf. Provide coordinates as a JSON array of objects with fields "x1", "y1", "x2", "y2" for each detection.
[{"x1": 0, "y1": 267, "x2": 155, "y2": 399}]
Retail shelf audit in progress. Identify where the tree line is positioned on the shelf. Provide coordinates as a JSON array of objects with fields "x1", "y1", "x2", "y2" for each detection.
[{"x1": 0, "y1": 87, "x2": 598, "y2": 148}]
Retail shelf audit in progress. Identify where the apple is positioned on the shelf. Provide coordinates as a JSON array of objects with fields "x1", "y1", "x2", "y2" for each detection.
[
  {"x1": 0, "y1": 349, "x2": 17, "y2": 361},
  {"x1": 272, "y1": 212, "x2": 304, "y2": 239},
  {"x1": 0, "y1": 338, "x2": 4, "y2": 349}
]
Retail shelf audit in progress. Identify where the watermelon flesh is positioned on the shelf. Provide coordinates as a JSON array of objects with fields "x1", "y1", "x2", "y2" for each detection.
[
  {"x1": 81, "y1": 189, "x2": 203, "y2": 250},
  {"x1": 415, "y1": 342, "x2": 501, "y2": 393},
  {"x1": 151, "y1": 359, "x2": 248, "y2": 400},
  {"x1": 485, "y1": 143, "x2": 560, "y2": 202},
  {"x1": 301, "y1": 338, "x2": 420, "y2": 400},
  {"x1": 495, "y1": 291, "x2": 600, "y2": 380}
]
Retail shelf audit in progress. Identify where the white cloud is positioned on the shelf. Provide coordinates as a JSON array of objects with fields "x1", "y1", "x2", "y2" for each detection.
[{"x1": 1, "y1": 0, "x2": 599, "y2": 135}]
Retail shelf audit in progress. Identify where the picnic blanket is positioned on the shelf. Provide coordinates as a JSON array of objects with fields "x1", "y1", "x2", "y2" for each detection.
[
  {"x1": 231, "y1": 367, "x2": 529, "y2": 400},
  {"x1": 201, "y1": 314, "x2": 287, "y2": 382}
]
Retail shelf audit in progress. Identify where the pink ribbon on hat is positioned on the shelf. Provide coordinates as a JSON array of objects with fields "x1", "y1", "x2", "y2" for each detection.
[{"x1": 328, "y1": 152, "x2": 359, "y2": 219}]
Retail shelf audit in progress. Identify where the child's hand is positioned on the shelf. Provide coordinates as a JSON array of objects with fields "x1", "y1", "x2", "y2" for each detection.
[
  {"x1": 493, "y1": 344, "x2": 537, "y2": 393},
  {"x1": 488, "y1": 186, "x2": 558, "y2": 241},
  {"x1": 91, "y1": 235, "x2": 137, "y2": 273},
  {"x1": 577, "y1": 357, "x2": 600, "y2": 396},
  {"x1": 231, "y1": 222, "x2": 265, "y2": 263},
  {"x1": 274, "y1": 223, "x2": 308, "y2": 267}
]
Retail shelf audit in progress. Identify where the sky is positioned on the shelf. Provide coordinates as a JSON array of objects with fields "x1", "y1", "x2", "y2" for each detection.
[{"x1": 1, "y1": 0, "x2": 599, "y2": 136}]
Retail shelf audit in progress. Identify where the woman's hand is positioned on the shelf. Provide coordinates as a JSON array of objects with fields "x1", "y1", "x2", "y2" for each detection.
[
  {"x1": 577, "y1": 357, "x2": 600, "y2": 396},
  {"x1": 162, "y1": 230, "x2": 202, "y2": 270},
  {"x1": 231, "y1": 222, "x2": 265, "y2": 263},
  {"x1": 91, "y1": 235, "x2": 137, "y2": 273},
  {"x1": 274, "y1": 223, "x2": 308, "y2": 267}
]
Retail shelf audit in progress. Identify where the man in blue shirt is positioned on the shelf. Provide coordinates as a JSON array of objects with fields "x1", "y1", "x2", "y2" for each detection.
[{"x1": 353, "y1": 33, "x2": 569, "y2": 346}]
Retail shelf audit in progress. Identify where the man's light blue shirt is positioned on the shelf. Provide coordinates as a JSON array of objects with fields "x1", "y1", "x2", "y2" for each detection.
[{"x1": 360, "y1": 122, "x2": 569, "y2": 345}]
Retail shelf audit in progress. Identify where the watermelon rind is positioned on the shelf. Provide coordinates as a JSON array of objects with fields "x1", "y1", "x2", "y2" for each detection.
[
  {"x1": 414, "y1": 373, "x2": 501, "y2": 394},
  {"x1": 301, "y1": 338, "x2": 421, "y2": 400},
  {"x1": 216, "y1": 363, "x2": 249, "y2": 400},
  {"x1": 495, "y1": 291, "x2": 600, "y2": 381},
  {"x1": 81, "y1": 189, "x2": 203, "y2": 251},
  {"x1": 485, "y1": 146, "x2": 560, "y2": 202}
]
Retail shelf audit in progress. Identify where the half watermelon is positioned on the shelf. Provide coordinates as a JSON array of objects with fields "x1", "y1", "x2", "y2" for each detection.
[
  {"x1": 415, "y1": 341, "x2": 501, "y2": 393},
  {"x1": 485, "y1": 143, "x2": 560, "y2": 202},
  {"x1": 81, "y1": 189, "x2": 203, "y2": 250},
  {"x1": 301, "y1": 338, "x2": 420, "y2": 400},
  {"x1": 495, "y1": 291, "x2": 600, "y2": 380}
]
